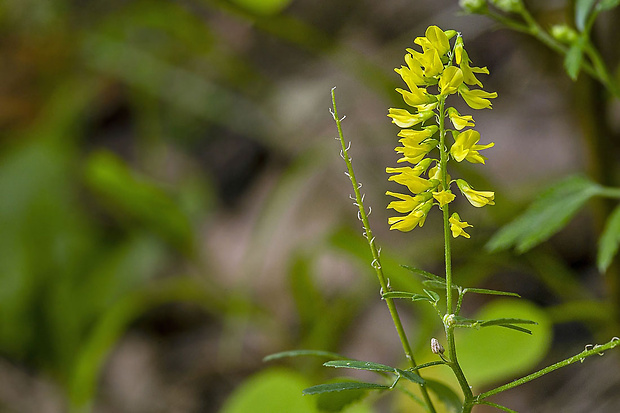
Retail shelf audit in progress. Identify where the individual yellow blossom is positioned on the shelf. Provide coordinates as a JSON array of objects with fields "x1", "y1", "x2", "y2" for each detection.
[
  {"x1": 397, "y1": 126, "x2": 438, "y2": 146},
  {"x1": 457, "y1": 179, "x2": 495, "y2": 207},
  {"x1": 396, "y1": 87, "x2": 435, "y2": 107},
  {"x1": 447, "y1": 107, "x2": 475, "y2": 130},
  {"x1": 396, "y1": 55, "x2": 427, "y2": 89},
  {"x1": 418, "y1": 25, "x2": 451, "y2": 56},
  {"x1": 386, "y1": 191, "x2": 433, "y2": 213},
  {"x1": 450, "y1": 129, "x2": 494, "y2": 163},
  {"x1": 458, "y1": 84, "x2": 497, "y2": 109},
  {"x1": 449, "y1": 212, "x2": 472, "y2": 238},
  {"x1": 433, "y1": 190, "x2": 456, "y2": 208},
  {"x1": 388, "y1": 108, "x2": 434, "y2": 128},
  {"x1": 454, "y1": 36, "x2": 464, "y2": 65},
  {"x1": 428, "y1": 163, "x2": 450, "y2": 183},
  {"x1": 408, "y1": 47, "x2": 443, "y2": 78},
  {"x1": 388, "y1": 199, "x2": 433, "y2": 231},
  {"x1": 386, "y1": 168, "x2": 436, "y2": 194},
  {"x1": 395, "y1": 139, "x2": 438, "y2": 164},
  {"x1": 458, "y1": 47, "x2": 490, "y2": 87},
  {"x1": 439, "y1": 66, "x2": 464, "y2": 96}
]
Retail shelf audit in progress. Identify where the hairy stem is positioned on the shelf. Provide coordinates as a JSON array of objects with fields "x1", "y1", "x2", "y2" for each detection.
[{"x1": 331, "y1": 88, "x2": 437, "y2": 413}]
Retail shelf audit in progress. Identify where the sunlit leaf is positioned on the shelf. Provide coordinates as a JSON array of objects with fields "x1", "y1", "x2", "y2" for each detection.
[{"x1": 597, "y1": 204, "x2": 620, "y2": 272}]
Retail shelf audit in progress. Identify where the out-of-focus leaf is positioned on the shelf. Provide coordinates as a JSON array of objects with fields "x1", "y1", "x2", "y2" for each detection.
[
  {"x1": 597, "y1": 204, "x2": 620, "y2": 272},
  {"x1": 486, "y1": 176, "x2": 600, "y2": 253},
  {"x1": 229, "y1": 0, "x2": 293, "y2": 15},
  {"x1": 425, "y1": 379, "x2": 462, "y2": 413},
  {"x1": 220, "y1": 369, "x2": 317, "y2": 413},
  {"x1": 289, "y1": 254, "x2": 325, "y2": 326},
  {"x1": 596, "y1": 0, "x2": 620, "y2": 10},
  {"x1": 316, "y1": 378, "x2": 374, "y2": 412},
  {"x1": 456, "y1": 299, "x2": 551, "y2": 388},
  {"x1": 304, "y1": 382, "x2": 390, "y2": 395},
  {"x1": 564, "y1": 38, "x2": 585, "y2": 80},
  {"x1": 263, "y1": 350, "x2": 348, "y2": 362},
  {"x1": 84, "y1": 150, "x2": 193, "y2": 252},
  {"x1": 575, "y1": 0, "x2": 598, "y2": 30}
]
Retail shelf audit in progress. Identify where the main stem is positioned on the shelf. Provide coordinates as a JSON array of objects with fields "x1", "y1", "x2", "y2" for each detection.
[
  {"x1": 331, "y1": 89, "x2": 437, "y2": 413},
  {"x1": 438, "y1": 96, "x2": 474, "y2": 412}
]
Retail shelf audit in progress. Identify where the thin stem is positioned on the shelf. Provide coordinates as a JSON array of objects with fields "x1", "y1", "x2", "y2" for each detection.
[
  {"x1": 598, "y1": 186, "x2": 620, "y2": 199},
  {"x1": 476, "y1": 337, "x2": 620, "y2": 401},
  {"x1": 331, "y1": 88, "x2": 437, "y2": 413},
  {"x1": 437, "y1": 94, "x2": 474, "y2": 412}
]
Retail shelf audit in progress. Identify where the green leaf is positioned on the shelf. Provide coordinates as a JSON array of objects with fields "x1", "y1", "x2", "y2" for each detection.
[
  {"x1": 597, "y1": 204, "x2": 620, "y2": 272},
  {"x1": 316, "y1": 378, "x2": 373, "y2": 412},
  {"x1": 479, "y1": 401, "x2": 518, "y2": 413},
  {"x1": 596, "y1": 0, "x2": 620, "y2": 11},
  {"x1": 398, "y1": 369, "x2": 425, "y2": 384},
  {"x1": 323, "y1": 360, "x2": 425, "y2": 384},
  {"x1": 564, "y1": 37, "x2": 585, "y2": 80},
  {"x1": 229, "y1": 0, "x2": 293, "y2": 15},
  {"x1": 496, "y1": 324, "x2": 533, "y2": 335},
  {"x1": 409, "y1": 360, "x2": 446, "y2": 371},
  {"x1": 463, "y1": 288, "x2": 520, "y2": 298},
  {"x1": 422, "y1": 280, "x2": 449, "y2": 289},
  {"x1": 220, "y1": 369, "x2": 317, "y2": 413},
  {"x1": 575, "y1": 0, "x2": 598, "y2": 31},
  {"x1": 400, "y1": 265, "x2": 444, "y2": 282},
  {"x1": 263, "y1": 350, "x2": 348, "y2": 362},
  {"x1": 456, "y1": 299, "x2": 552, "y2": 387},
  {"x1": 303, "y1": 382, "x2": 390, "y2": 395},
  {"x1": 424, "y1": 289, "x2": 440, "y2": 302},
  {"x1": 382, "y1": 291, "x2": 432, "y2": 302},
  {"x1": 425, "y1": 380, "x2": 462, "y2": 413},
  {"x1": 486, "y1": 176, "x2": 600, "y2": 253},
  {"x1": 478, "y1": 318, "x2": 537, "y2": 327}
]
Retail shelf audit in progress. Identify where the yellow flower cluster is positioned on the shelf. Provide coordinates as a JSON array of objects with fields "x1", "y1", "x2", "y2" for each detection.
[{"x1": 386, "y1": 26, "x2": 496, "y2": 237}]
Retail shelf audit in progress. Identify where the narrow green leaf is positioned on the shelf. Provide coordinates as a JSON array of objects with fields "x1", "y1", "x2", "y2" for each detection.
[
  {"x1": 478, "y1": 318, "x2": 537, "y2": 327},
  {"x1": 425, "y1": 380, "x2": 462, "y2": 413},
  {"x1": 486, "y1": 176, "x2": 600, "y2": 253},
  {"x1": 422, "y1": 280, "x2": 449, "y2": 289},
  {"x1": 324, "y1": 360, "x2": 397, "y2": 373},
  {"x1": 303, "y1": 382, "x2": 390, "y2": 395},
  {"x1": 382, "y1": 291, "x2": 431, "y2": 301},
  {"x1": 575, "y1": 0, "x2": 598, "y2": 31},
  {"x1": 452, "y1": 316, "x2": 478, "y2": 328},
  {"x1": 497, "y1": 324, "x2": 533, "y2": 335},
  {"x1": 478, "y1": 401, "x2": 518, "y2": 413},
  {"x1": 263, "y1": 350, "x2": 347, "y2": 362},
  {"x1": 400, "y1": 265, "x2": 444, "y2": 282},
  {"x1": 464, "y1": 288, "x2": 520, "y2": 298},
  {"x1": 597, "y1": 204, "x2": 620, "y2": 272},
  {"x1": 397, "y1": 369, "x2": 425, "y2": 384},
  {"x1": 424, "y1": 289, "x2": 440, "y2": 302}
]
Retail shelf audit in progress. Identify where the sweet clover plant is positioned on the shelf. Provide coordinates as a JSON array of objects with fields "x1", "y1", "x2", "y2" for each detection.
[{"x1": 266, "y1": 25, "x2": 619, "y2": 413}]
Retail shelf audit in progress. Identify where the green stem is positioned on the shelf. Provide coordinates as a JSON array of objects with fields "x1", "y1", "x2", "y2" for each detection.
[
  {"x1": 438, "y1": 95, "x2": 474, "y2": 412},
  {"x1": 598, "y1": 186, "x2": 620, "y2": 199},
  {"x1": 476, "y1": 337, "x2": 620, "y2": 402},
  {"x1": 331, "y1": 88, "x2": 437, "y2": 413}
]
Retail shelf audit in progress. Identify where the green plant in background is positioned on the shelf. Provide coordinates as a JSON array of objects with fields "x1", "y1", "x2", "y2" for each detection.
[
  {"x1": 459, "y1": 0, "x2": 620, "y2": 331},
  {"x1": 265, "y1": 25, "x2": 619, "y2": 413}
]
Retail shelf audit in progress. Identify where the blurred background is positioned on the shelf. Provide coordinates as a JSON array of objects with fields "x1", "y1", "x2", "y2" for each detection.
[{"x1": 0, "y1": 0, "x2": 619, "y2": 412}]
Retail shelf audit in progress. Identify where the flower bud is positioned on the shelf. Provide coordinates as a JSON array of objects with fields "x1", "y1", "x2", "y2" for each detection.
[
  {"x1": 459, "y1": 0, "x2": 487, "y2": 14},
  {"x1": 431, "y1": 338, "x2": 445, "y2": 355},
  {"x1": 490, "y1": 0, "x2": 523, "y2": 13},
  {"x1": 550, "y1": 25, "x2": 578, "y2": 44}
]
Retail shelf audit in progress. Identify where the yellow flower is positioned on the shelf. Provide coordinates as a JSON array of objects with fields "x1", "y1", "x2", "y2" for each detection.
[
  {"x1": 395, "y1": 139, "x2": 438, "y2": 164},
  {"x1": 458, "y1": 47, "x2": 490, "y2": 87},
  {"x1": 386, "y1": 167, "x2": 435, "y2": 194},
  {"x1": 387, "y1": 108, "x2": 434, "y2": 128},
  {"x1": 457, "y1": 179, "x2": 495, "y2": 207},
  {"x1": 439, "y1": 66, "x2": 464, "y2": 96},
  {"x1": 450, "y1": 129, "x2": 494, "y2": 163},
  {"x1": 427, "y1": 163, "x2": 450, "y2": 182},
  {"x1": 396, "y1": 87, "x2": 435, "y2": 107},
  {"x1": 458, "y1": 84, "x2": 497, "y2": 110},
  {"x1": 397, "y1": 125, "x2": 438, "y2": 145},
  {"x1": 386, "y1": 191, "x2": 432, "y2": 213},
  {"x1": 388, "y1": 199, "x2": 433, "y2": 231},
  {"x1": 433, "y1": 190, "x2": 456, "y2": 208},
  {"x1": 396, "y1": 54, "x2": 427, "y2": 89},
  {"x1": 449, "y1": 212, "x2": 472, "y2": 238},
  {"x1": 420, "y1": 25, "x2": 451, "y2": 56},
  {"x1": 447, "y1": 107, "x2": 475, "y2": 130}
]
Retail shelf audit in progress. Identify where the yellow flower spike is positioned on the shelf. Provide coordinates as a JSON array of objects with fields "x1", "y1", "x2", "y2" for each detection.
[
  {"x1": 449, "y1": 212, "x2": 473, "y2": 238},
  {"x1": 450, "y1": 129, "x2": 494, "y2": 164},
  {"x1": 458, "y1": 84, "x2": 497, "y2": 110},
  {"x1": 447, "y1": 107, "x2": 475, "y2": 130},
  {"x1": 439, "y1": 66, "x2": 464, "y2": 96},
  {"x1": 456, "y1": 179, "x2": 495, "y2": 207},
  {"x1": 388, "y1": 108, "x2": 434, "y2": 128},
  {"x1": 424, "y1": 25, "x2": 451, "y2": 56},
  {"x1": 396, "y1": 87, "x2": 435, "y2": 107},
  {"x1": 433, "y1": 190, "x2": 456, "y2": 208}
]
